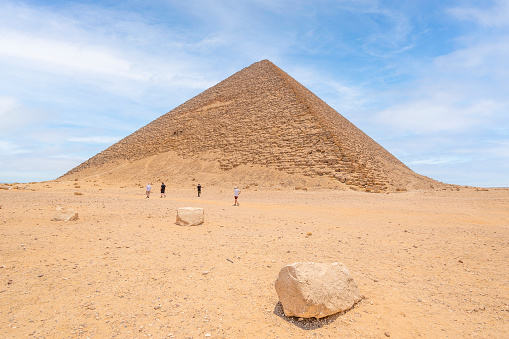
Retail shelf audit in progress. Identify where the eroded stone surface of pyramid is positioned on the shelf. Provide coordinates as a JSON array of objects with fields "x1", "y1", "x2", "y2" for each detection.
[{"x1": 62, "y1": 60, "x2": 439, "y2": 191}]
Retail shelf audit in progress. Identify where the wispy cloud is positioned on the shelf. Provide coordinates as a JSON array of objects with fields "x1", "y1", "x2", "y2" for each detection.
[
  {"x1": 67, "y1": 136, "x2": 122, "y2": 144},
  {"x1": 0, "y1": 33, "x2": 146, "y2": 80},
  {"x1": 0, "y1": 141, "x2": 29, "y2": 156},
  {"x1": 375, "y1": 96, "x2": 502, "y2": 133},
  {"x1": 448, "y1": 0, "x2": 509, "y2": 28},
  {"x1": 0, "y1": 95, "x2": 52, "y2": 133},
  {"x1": 409, "y1": 157, "x2": 472, "y2": 166}
]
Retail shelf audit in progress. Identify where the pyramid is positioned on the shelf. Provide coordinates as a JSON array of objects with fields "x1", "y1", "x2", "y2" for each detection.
[{"x1": 61, "y1": 60, "x2": 439, "y2": 191}]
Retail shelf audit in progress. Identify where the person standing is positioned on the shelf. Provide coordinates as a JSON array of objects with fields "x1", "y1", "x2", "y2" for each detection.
[
  {"x1": 234, "y1": 186, "x2": 241, "y2": 206},
  {"x1": 160, "y1": 182, "x2": 166, "y2": 198},
  {"x1": 146, "y1": 183, "x2": 152, "y2": 198},
  {"x1": 197, "y1": 184, "x2": 202, "y2": 197}
]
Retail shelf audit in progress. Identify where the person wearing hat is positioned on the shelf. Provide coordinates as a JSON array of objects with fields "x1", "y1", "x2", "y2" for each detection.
[{"x1": 233, "y1": 186, "x2": 241, "y2": 206}]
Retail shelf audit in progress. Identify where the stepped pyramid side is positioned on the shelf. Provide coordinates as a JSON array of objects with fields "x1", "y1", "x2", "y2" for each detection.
[{"x1": 63, "y1": 60, "x2": 436, "y2": 191}]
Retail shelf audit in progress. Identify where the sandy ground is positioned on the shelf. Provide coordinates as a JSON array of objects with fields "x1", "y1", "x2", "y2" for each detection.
[{"x1": 1, "y1": 181, "x2": 508, "y2": 338}]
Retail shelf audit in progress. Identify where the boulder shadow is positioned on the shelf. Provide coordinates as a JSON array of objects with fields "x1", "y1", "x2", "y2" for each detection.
[{"x1": 273, "y1": 301, "x2": 345, "y2": 330}]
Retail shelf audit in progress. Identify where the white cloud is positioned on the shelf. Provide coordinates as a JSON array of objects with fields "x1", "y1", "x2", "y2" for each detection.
[
  {"x1": 67, "y1": 136, "x2": 121, "y2": 144},
  {"x1": 409, "y1": 157, "x2": 472, "y2": 166},
  {"x1": 449, "y1": 0, "x2": 509, "y2": 28},
  {"x1": 0, "y1": 96, "x2": 51, "y2": 133},
  {"x1": 376, "y1": 97, "x2": 501, "y2": 133},
  {"x1": 0, "y1": 96, "x2": 18, "y2": 115},
  {"x1": 0, "y1": 33, "x2": 147, "y2": 80},
  {"x1": 0, "y1": 140, "x2": 29, "y2": 155},
  {"x1": 433, "y1": 39, "x2": 509, "y2": 82},
  {"x1": 373, "y1": 4, "x2": 509, "y2": 135},
  {"x1": 0, "y1": 1, "x2": 221, "y2": 99}
]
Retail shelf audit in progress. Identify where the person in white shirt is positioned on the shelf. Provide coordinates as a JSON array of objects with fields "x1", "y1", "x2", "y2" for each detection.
[
  {"x1": 234, "y1": 186, "x2": 241, "y2": 206},
  {"x1": 146, "y1": 183, "x2": 152, "y2": 198}
]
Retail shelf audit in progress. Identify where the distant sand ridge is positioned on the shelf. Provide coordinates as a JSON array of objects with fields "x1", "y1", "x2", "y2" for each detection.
[{"x1": 61, "y1": 60, "x2": 440, "y2": 191}]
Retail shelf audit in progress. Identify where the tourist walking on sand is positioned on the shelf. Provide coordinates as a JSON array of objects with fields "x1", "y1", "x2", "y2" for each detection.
[
  {"x1": 197, "y1": 183, "x2": 202, "y2": 197},
  {"x1": 145, "y1": 183, "x2": 151, "y2": 198},
  {"x1": 234, "y1": 186, "x2": 241, "y2": 206},
  {"x1": 160, "y1": 182, "x2": 166, "y2": 198}
]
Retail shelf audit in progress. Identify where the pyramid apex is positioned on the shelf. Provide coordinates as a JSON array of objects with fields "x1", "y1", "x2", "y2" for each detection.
[{"x1": 252, "y1": 59, "x2": 276, "y2": 67}]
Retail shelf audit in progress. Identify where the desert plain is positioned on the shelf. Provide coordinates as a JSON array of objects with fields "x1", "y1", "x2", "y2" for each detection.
[{"x1": 1, "y1": 179, "x2": 508, "y2": 338}]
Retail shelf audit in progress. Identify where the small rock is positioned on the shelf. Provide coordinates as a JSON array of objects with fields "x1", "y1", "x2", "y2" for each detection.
[
  {"x1": 384, "y1": 332, "x2": 391, "y2": 337},
  {"x1": 51, "y1": 208, "x2": 79, "y2": 221},
  {"x1": 176, "y1": 207, "x2": 204, "y2": 226}
]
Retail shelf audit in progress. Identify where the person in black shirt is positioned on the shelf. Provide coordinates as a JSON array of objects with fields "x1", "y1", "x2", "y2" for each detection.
[
  {"x1": 160, "y1": 182, "x2": 166, "y2": 198},
  {"x1": 197, "y1": 184, "x2": 202, "y2": 197}
]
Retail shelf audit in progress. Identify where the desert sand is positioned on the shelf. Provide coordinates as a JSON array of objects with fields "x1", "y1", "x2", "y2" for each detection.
[{"x1": 1, "y1": 181, "x2": 508, "y2": 338}]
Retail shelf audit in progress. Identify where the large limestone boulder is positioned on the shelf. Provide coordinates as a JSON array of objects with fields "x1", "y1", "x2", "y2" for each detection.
[
  {"x1": 275, "y1": 262, "x2": 363, "y2": 318},
  {"x1": 176, "y1": 207, "x2": 204, "y2": 226},
  {"x1": 51, "y1": 207, "x2": 79, "y2": 221}
]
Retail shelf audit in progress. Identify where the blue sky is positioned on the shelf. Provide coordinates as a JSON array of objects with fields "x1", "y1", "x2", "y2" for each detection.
[{"x1": 1, "y1": 0, "x2": 508, "y2": 187}]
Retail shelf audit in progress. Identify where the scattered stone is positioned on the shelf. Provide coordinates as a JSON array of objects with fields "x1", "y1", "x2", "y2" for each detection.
[
  {"x1": 275, "y1": 262, "x2": 363, "y2": 318},
  {"x1": 51, "y1": 208, "x2": 79, "y2": 221},
  {"x1": 384, "y1": 332, "x2": 391, "y2": 337},
  {"x1": 74, "y1": 192, "x2": 83, "y2": 195},
  {"x1": 176, "y1": 207, "x2": 204, "y2": 226}
]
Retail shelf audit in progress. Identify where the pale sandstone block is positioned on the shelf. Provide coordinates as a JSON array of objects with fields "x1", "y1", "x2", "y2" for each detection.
[
  {"x1": 176, "y1": 207, "x2": 204, "y2": 226},
  {"x1": 51, "y1": 208, "x2": 79, "y2": 221},
  {"x1": 275, "y1": 262, "x2": 362, "y2": 318}
]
